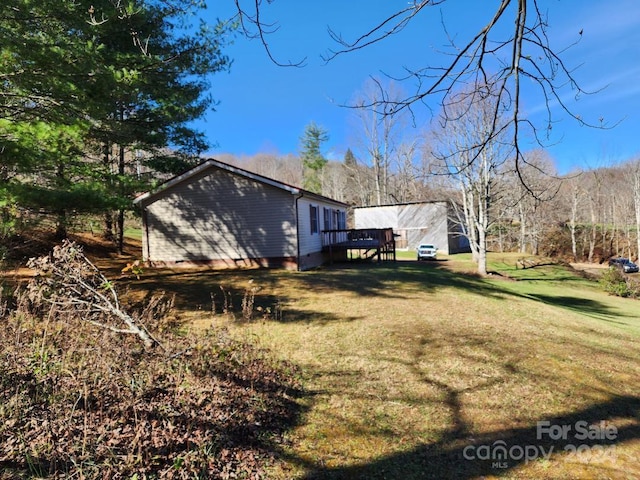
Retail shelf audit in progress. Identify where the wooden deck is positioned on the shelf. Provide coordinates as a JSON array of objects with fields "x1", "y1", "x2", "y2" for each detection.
[{"x1": 321, "y1": 228, "x2": 396, "y2": 263}]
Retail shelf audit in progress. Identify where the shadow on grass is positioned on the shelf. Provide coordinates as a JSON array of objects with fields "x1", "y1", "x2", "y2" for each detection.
[
  {"x1": 292, "y1": 317, "x2": 639, "y2": 476},
  {"x1": 120, "y1": 259, "x2": 513, "y2": 324},
  {"x1": 123, "y1": 257, "x2": 629, "y2": 328},
  {"x1": 292, "y1": 260, "x2": 510, "y2": 301},
  {"x1": 294, "y1": 395, "x2": 640, "y2": 480},
  {"x1": 276, "y1": 321, "x2": 640, "y2": 478},
  {"x1": 526, "y1": 293, "x2": 632, "y2": 324}
]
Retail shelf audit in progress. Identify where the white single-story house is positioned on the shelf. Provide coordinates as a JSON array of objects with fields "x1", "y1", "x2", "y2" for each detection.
[
  {"x1": 133, "y1": 159, "x2": 348, "y2": 271},
  {"x1": 353, "y1": 201, "x2": 470, "y2": 254}
]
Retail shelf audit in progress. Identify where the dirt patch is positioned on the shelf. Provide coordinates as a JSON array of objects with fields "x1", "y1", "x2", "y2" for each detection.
[
  {"x1": 2, "y1": 230, "x2": 142, "y2": 283},
  {"x1": 569, "y1": 262, "x2": 608, "y2": 279}
]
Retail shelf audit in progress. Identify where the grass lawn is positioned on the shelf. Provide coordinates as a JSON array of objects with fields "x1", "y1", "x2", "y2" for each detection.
[
  {"x1": 124, "y1": 226, "x2": 143, "y2": 241},
  {"x1": 111, "y1": 253, "x2": 640, "y2": 478}
]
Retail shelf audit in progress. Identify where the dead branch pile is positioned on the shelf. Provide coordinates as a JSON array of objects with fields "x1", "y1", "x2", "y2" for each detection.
[{"x1": 25, "y1": 240, "x2": 161, "y2": 348}]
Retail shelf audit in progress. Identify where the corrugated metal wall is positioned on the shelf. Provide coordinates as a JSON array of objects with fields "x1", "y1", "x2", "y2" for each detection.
[{"x1": 353, "y1": 202, "x2": 470, "y2": 255}]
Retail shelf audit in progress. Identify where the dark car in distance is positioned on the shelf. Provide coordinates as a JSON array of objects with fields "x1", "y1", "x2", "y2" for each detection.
[{"x1": 608, "y1": 257, "x2": 639, "y2": 273}]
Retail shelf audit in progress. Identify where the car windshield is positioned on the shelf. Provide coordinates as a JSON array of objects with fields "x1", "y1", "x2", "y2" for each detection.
[{"x1": 420, "y1": 245, "x2": 434, "y2": 249}]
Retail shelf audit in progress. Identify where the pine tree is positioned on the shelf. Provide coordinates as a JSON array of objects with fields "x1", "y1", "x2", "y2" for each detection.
[
  {"x1": 300, "y1": 122, "x2": 329, "y2": 194},
  {"x1": 344, "y1": 148, "x2": 357, "y2": 168},
  {"x1": 0, "y1": 0, "x2": 233, "y2": 245}
]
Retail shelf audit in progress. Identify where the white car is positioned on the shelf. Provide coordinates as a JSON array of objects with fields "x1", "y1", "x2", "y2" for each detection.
[{"x1": 417, "y1": 244, "x2": 437, "y2": 260}]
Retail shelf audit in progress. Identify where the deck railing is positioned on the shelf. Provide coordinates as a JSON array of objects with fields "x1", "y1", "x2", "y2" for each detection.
[
  {"x1": 321, "y1": 228, "x2": 394, "y2": 248},
  {"x1": 321, "y1": 228, "x2": 396, "y2": 263}
]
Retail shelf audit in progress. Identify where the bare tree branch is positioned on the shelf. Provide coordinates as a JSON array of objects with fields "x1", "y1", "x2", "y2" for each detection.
[
  {"x1": 232, "y1": 0, "x2": 306, "y2": 67},
  {"x1": 26, "y1": 240, "x2": 162, "y2": 350},
  {"x1": 232, "y1": 1, "x2": 617, "y2": 198}
]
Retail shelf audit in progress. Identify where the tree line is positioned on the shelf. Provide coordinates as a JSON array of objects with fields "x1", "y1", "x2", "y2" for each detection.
[{"x1": 221, "y1": 85, "x2": 640, "y2": 275}]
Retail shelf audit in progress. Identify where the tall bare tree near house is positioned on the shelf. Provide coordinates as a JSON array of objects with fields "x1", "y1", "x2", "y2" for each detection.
[
  {"x1": 232, "y1": 0, "x2": 600, "y2": 191},
  {"x1": 431, "y1": 86, "x2": 512, "y2": 275},
  {"x1": 351, "y1": 79, "x2": 407, "y2": 205}
]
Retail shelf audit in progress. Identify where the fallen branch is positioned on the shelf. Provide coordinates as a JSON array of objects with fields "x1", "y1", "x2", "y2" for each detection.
[{"x1": 26, "y1": 240, "x2": 161, "y2": 349}]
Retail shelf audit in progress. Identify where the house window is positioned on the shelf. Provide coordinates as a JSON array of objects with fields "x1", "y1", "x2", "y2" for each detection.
[
  {"x1": 337, "y1": 210, "x2": 346, "y2": 229},
  {"x1": 310, "y1": 205, "x2": 319, "y2": 234},
  {"x1": 323, "y1": 207, "x2": 331, "y2": 231}
]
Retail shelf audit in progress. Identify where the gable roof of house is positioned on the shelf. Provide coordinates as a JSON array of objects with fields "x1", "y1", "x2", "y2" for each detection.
[
  {"x1": 353, "y1": 200, "x2": 455, "y2": 209},
  {"x1": 133, "y1": 158, "x2": 348, "y2": 207}
]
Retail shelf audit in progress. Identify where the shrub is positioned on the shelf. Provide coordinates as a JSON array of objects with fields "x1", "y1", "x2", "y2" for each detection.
[{"x1": 600, "y1": 267, "x2": 640, "y2": 298}]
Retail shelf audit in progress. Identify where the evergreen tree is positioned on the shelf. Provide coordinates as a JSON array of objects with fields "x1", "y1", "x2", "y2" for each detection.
[
  {"x1": 300, "y1": 122, "x2": 329, "y2": 194},
  {"x1": 344, "y1": 148, "x2": 357, "y2": 168},
  {"x1": 83, "y1": 0, "x2": 233, "y2": 251},
  {"x1": 0, "y1": 0, "x2": 233, "y2": 244}
]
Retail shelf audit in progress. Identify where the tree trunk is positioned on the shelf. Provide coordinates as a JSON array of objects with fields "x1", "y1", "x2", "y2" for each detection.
[
  {"x1": 55, "y1": 212, "x2": 67, "y2": 239},
  {"x1": 569, "y1": 186, "x2": 579, "y2": 262},
  {"x1": 103, "y1": 212, "x2": 115, "y2": 241},
  {"x1": 519, "y1": 202, "x2": 527, "y2": 253},
  {"x1": 588, "y1": 202, "x2": 596, "y2": 263},
  {"x1": 102, "y1": 142, "x2": 115, "y2": 240},
  {"x1": 634, "y1": 167, "x2": 640, "y2": 262},
  {"x1": 117, "y1": 143, "x2": 126, "y2": 254},
  {"x1": 477, "y1": 231, "x2": 487, "y2": 275},
  {"x1": 54, "y1": 160, "x2": 67, "y2": 239}
]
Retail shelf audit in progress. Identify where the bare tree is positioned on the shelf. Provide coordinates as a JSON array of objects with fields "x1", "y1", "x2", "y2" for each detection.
[
  {"x1": 342, "y1": 148, "x2": 376, "y2": 206},
  {"x1": 321, "y1": 161, "x2": 349, "y2": 202},
  {"x1": 431, "y1": 86, "x2": 512, "y2": 275},
  {"x1": 631, "y1": 160, "x2": 640, "y2": 262},
  {"x1": 584, "y1": 170, "x2": 606, "y2": 263},
  {"x1": 561, "y1": 172, "x2": 585, "y2": 262},
  {"x1": 232, "y1": 0, "x2": 602, "y2": 190},
  {"x1": 220, "y1": 152, "x2": 304, "y2": 186},
  {"x1": 351, "y1": 79, "x2": 408, "y2": 205},
  {"x1": 513, "y1": 150, "x2": 558, "y2": 254},
  {"x1": 390, "y1": 139, "x2": 422, "y2": 203}
]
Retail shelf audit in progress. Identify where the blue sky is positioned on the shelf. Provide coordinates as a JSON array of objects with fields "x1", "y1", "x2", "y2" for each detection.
[{"x1": 196, "y1": 1, "x2": 640, "y2": 174}]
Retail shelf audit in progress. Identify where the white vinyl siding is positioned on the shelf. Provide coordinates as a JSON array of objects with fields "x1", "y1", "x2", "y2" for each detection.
[
  {"x1": 144, "y1": 168, "x2": 297, "y2": 262},
  {"x1": 297, "y1": 197, "x2": 345, "y2": 258}
]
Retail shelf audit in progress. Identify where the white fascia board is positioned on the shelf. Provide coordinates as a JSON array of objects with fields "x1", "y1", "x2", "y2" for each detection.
[{"x1": 133, "y1": 158, "x2": 301, "y2": 206}]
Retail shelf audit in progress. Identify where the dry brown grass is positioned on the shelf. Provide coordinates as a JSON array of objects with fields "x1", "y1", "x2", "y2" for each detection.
[{"x1": 4, "y1": 241, "x2": 639, "y2": 479}]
